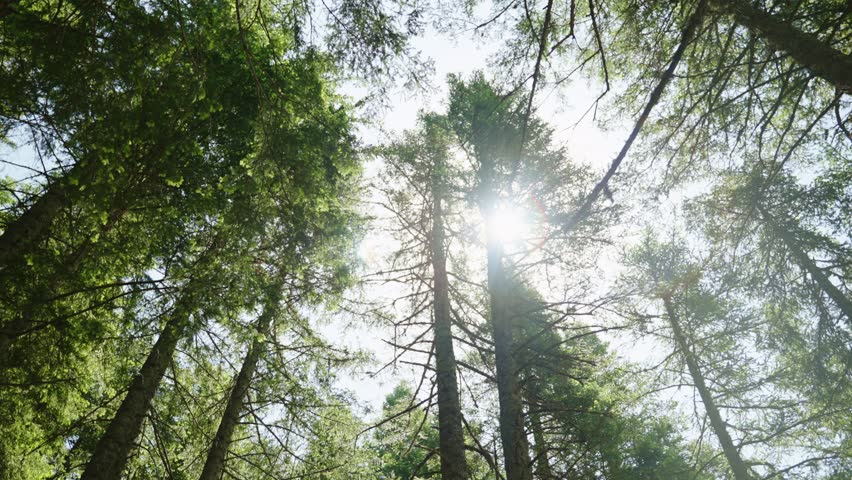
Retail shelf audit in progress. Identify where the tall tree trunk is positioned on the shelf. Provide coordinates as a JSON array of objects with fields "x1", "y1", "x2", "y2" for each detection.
[
  {"x1": 528, "y1": 401, "x2": 552, "y2": 480},
  {"x1": 0, "y1": 205, "x2": 129, "y2": 362},
  {"x1": 199, "y1": 305, "x2": 275, "y2": 480},
  {"x1": 81, "y1": 287, "x2": 198, "y2": 480},
  {"x1": 781, "y1": 236, "x2": 852, "y2": 322},
  {"x1": 712, "y1": 0, "x2": 852, "y2": 93},
  {"x1": 661, "y1": 296, "x2": 752, "y2": 480},
  {"x1": 564, "y1": 0, "x2": 707, "y2": 230},
  {"x1": 524, "y1": 375, "x2": 552, "y2": 480},
  {"x1": 759, "y1": 207, "x2": 852, "y2": 323},
  {"x1": 484, "y1": 211, "x2": 533, "y2": 480},
  {"x1": 0, "y1": 137, "x2": 163, "y2": 276},
  {"x1": 430, "y1": 178, "x2": 468, "y2": 479},
  {"x1": 0, "y1": 177, "x2": 74, "y2": 274},
  {"x1": 778, "y1": 230, "x2": 852, "y2": 323}
]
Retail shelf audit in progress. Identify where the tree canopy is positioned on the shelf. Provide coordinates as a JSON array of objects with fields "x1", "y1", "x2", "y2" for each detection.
[{"x1": 1, "y1": 0, "x2": 849, "y2": 478}]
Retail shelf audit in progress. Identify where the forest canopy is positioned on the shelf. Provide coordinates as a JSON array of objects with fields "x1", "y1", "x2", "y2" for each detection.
[{"x1": 0, "y1": 0, "x2": 849, "y2": 479}]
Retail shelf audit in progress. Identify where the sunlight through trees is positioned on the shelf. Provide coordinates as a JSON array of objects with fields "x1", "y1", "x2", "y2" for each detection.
[{"x1": 0, "y1": 0, "x2": 849, "y2": 478}]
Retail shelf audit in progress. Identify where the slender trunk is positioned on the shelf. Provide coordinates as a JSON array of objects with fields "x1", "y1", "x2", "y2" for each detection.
[
  {"x1": 564, "y1": 0, "x2": 707, "y2": 231},
  {"x1": 199, "y1": 307, "x2": 273, "y2": 480},
  {"x1": 484, "y1": 213, "x2": 532, "y2": 480},
  {"x1": 0, "y1": 136, "x2": 165, "y2": 276},
  {"x1": 712, "y1": 0, "x2": 852, "y2": 93},
  {"x1": 430, "y1": 179, "x2": 468, "y2": 479},
  {"x1": 524, "y1": 376, "x2": 551, "y2": 480},
  {"x1": 0, "y1": 157, "x2": 102, "y2": 273},
  {"x1": 529, "y1": 404, "x2": 552, "y2": 480},
  {"x1": 81, "y1": 288, "x2": 198, "y2": 479},
  {"x1": 661, "y1": 296, "x2": 752, "y2": 480},
  {"x1": 757, "y1": 207, "x2": 852, "y2": 323},
  {"x1": 777, "y1": 228, "x2": 852, "y2": 324},
  {"x1": 477, "y1": 144, "x2": 532, "y2": 480}
]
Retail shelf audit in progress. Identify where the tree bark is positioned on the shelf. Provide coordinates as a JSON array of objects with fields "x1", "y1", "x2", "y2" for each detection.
[
  {"x1": 661, "y1": 296, "x2": 752, "y2": 480},
  {"x1": 198, "y1": 306, "x2": 274, "y2": 480},
  {"x1": 430, "y1": 175, "x2": 468, "y2": 479},
  {"x1": 523, "y1": 373, "x2": 552, "y2": 480},
  {"x1": 0, "y1": 176, "x2": 74, "y2": 274},
  {"x1": 0, "y1": 154, "x2": 110, "y2": 288},
  {"x1": 81, "y1": 286, "x2": 198, "y2": 480},
  {"x1": 712, "y1": 0, "x2": 852, "y2": 93},
  {"x1": 0, "y1": 136, "x2": 165, "y2": 277},
  {"x1": 484, "y1": 209, "x2": 533, "y2": 480}
]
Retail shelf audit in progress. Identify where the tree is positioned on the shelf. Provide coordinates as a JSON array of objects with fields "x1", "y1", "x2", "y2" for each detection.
[
  {"x1": 626, "y1": 235, "x2": 755, "y2": 479},
  {"x1": 372, "y1": 384, "x2": 442, "y2": 479},
  {"x1": 623, "y1": 232, "x2": 850, "y2": 478},
  {"x1": 421, "y1": 117, "x2": 470, "y2": 479},
  {"x1": 198, "y1": 285, "x2": 282, "y2": 480},
  {"x1": 442, "y1": 72, "x2": 622, "y2": 480},
  {"x1": 447, "y1": 75, "x2": 534, "y2": 480},
  {"x1": 508, "y1": 276, "x2": 721, "y2": 479},
  {"x1": 374, "y1": 113, "x2": 472, "y2": 478}
]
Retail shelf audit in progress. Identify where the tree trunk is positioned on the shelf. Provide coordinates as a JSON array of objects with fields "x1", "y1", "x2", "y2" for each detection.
[
  {"x1": 0, "y1": 177, "x2": 73, "y2": 274},
  {"x1": 758, "y1": 207, "x2": 852, "y2": 324},
  {"x1": 198, "y1": 307, "x2": 274, "y2": 480},
  {"x1": 0, "y1": 205, "x2": 130, "y2": 362},
  {"x1": 0, "y1": 136, "x2": 162, "y2": 276},
  {"x1": 430, "y1": 180, "x2": 468, "y2": 479},
  {"x1": 81, "y1": 289, "x2": 197, "y2": 480},
  {"x1": 777, "y1": 228, "x2": 852, "y2": 324},
  {"x1": 484, "y1": 213, "x2": 533, "y2": 480},
  {"x1": 661, "y1": 296, "x2": 752, "y2": 480},
  {"x1": 712, "y1": 0, "x2": 852, "y2": 93},
  {"x1": 529, "y1": 403, "x2": 552, "y2": 480},
  {"x1": 524, "y1": 375, "x2": 552, "y2": 480}
]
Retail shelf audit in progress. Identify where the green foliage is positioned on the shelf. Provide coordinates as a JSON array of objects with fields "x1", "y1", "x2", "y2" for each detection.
[
  {"x1": 366, "y1": 384, "x2": 440, "y2": 479},
  {"x1": 1, "y1": 0, "x2": 849, "y2": 478}
]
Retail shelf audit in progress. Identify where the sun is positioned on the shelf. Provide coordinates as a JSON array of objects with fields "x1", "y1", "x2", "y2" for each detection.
[{"x1": 486, "y1": 202, "x2": 532, "y2": 246}]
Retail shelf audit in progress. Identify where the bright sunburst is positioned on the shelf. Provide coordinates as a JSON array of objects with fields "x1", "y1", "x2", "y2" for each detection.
[{"x1": 486, "y1": 202, "x2": 532, "y2": 246}]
